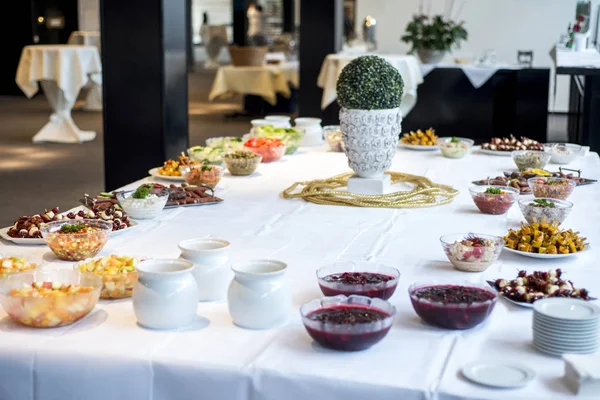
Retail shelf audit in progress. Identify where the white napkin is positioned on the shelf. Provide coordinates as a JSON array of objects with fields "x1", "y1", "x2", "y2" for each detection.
[{"x1": 563, "y1": 354, "x2": 600, "y2": 396}]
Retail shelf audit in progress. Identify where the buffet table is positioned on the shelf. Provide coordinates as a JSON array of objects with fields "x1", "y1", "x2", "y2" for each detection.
[
  {"x1": 0, "y1": 146, "x2": 599, "y2": 400},
  {"x1": 15, "y1": 45, "x2": 102, "y2": 143}
]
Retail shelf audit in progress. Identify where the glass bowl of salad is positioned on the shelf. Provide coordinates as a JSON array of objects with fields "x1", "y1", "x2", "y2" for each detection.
[
  {"x1": 324, "y1": 125, "x2": 344, "y2": 152},
  {"x1": 223, "y1": 151, "x2": 262, "y2": 176},
  {"x1": 187, "y1": 145, "x2": 223, "y2": 165},
  {"x1": 75, "y1": 254, "x2": 143, "y2": 299},
  {"x1": 181, "y1": 164, "x2": 223, "y2": 189},
  {"x1": 116, "y1": 184, "x2": 170, "y2": 220},
  {"x1": 205, "y1": 136, "x2": 245, "y2": 153},
  {"x1": 255, "y1": 126, "x2": 303, "y2": 155},
  {"x1": 543, "y1": 143, "x2": 582, "y2": 165},
  {"x1": 0, "y1": 269, "x2": 102, "y2": 328},
  {"x1": 511, "y1": 150, "x2": 551, "y2": 171},
  {"x1": 469, "y1": 186, "x2": 520, "y2": 215},
  {"x1": 438, "y1": 137, "x2": 474, "y2": 159},
  {"x1": 41, "y1": 219, "x2": 112, "y2": 261},
  {"x1": 440, "y1": 233, "x2": 504, "y2": 272},
  {"x1": 527, "y1": 177, "x2": 576, "y2": 200},
  {"x1": 244, "y1": 137, "x2": 286, "y2": 162},
  {"x1": 0, "y1": 254, "x2": 42, "y2": 280},
  {"x1": 518, "y1": 197, "x2": 573, "y2": 225}
]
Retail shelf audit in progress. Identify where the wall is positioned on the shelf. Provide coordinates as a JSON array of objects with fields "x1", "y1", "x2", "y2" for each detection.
[
  {"x1": 78, "y1": 0, "x2": 99, "y2": 32},
  {"x1": 355, "y1": 0, "x2": 600, "y2": 112}
]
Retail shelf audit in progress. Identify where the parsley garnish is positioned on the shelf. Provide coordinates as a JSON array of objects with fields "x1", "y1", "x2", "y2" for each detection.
[
  {"x1": 132, "y1": 184, "x2": 154, "y2": 199},
  {"x1": 532, "y1": 199, "x2": 556, "y2": 208},
  {"x1": 60, "y1": 223, "x2": 84, "y2": 233},
  {"x1": 450, "y1": 137, "x2": 459, "y2": 143},
  {"x1": 485, "y1": 187, "x2": 503, "y2": 195}
]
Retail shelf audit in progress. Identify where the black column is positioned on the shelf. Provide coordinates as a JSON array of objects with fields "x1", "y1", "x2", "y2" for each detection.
[
  {"x1": 299, "y1": 0, "x2": 343, "y2": 118},
  {"x1": 0, "y1": 1, "x2": 33, "y2": 96},
  {"x1": 232, "y1": 0, "x2": 248, "y2": 46},
  {"x1": 282, "y1": 0, "x2": 294, "y2": 33},
  {"x1": 186, "y1": 0, "x2": 194, "y2": 70},
  {"x1": 100, "y1": 0, "x2": 189, "y2": 190},
  {"x1": 582, "y1": 76, "x2": 600, "y2": 153}
]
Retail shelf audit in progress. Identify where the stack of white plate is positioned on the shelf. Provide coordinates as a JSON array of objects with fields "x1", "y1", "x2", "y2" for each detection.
[{"x1": 533, "y1": 298, "x2": 600, "y2": 356}]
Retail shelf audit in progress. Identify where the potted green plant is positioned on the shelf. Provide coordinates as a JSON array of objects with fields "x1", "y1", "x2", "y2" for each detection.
[
  {"x1": 401, "y1": 15, "x2": 468, "y2": 64},
  {"x1": 336, "y1": 55, "x2": 404, "y2": 178}
]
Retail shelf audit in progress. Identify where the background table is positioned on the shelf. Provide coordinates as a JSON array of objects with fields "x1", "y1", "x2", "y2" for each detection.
[
  {"x1": 209, "y1": 62, "x2": 299, "y2": 106},
  {"x1": 15, "y1": 45, "x2": 102, "y2": 143},
  {"x1": 317, "y1": 54, "x2": 423, "y2": 118},
  {"x1": 0, "y1": 147, "x2": 599, "y2": 400}
]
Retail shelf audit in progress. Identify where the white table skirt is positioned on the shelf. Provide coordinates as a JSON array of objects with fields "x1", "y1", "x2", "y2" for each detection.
[
  {"x1": 15, "y1": 45, "x2": 102, "y2": 143},
  {"x1": 1, "y1": 147, "x2": 599, "y2": 400},
  {"x1": 208, "y1": 62, "x2": 299, "y2": 105},
  {"x1": 317, "y1": 53, "x2": 423, "y2": 116},
  {"x1": 420, "y1": 63, "x2": 525, "y2": 89}
]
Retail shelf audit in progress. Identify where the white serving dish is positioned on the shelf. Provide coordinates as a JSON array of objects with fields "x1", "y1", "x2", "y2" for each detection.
[
  {"x1": 398, "y1": 143, "x2": 439, "y2": 151},
  {"x1": 148, "y1": 167, "x2": 185, "y2": 181},
  {"x1": 227, "y1": 259, "x2": 290, "y2": 330},
  {"x1": 461, "y1": 361, "x2": 535, "y2": 388},
  {"x1": 503, "y1": 245, "x2": 590, "y2": 259},
  {"x1": 132, "y1": 259, "x2": 198, "y2": 330},
  {"x1": 178, "y1": 238, "x2": 233, "y2": 302}
]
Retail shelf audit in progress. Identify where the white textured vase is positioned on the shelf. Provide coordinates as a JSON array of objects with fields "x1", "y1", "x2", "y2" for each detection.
[{"x1": 339, "y1": 107, "x2": 402, "y2": 178}]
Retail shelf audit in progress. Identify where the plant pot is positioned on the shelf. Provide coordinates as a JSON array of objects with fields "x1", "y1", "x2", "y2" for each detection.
[
  {"x1": 417, "y1": 49, "x2": 446, "y2": 64},
  {"x1": 339, "y1": 108, "x2": 402, "y2": 179}
]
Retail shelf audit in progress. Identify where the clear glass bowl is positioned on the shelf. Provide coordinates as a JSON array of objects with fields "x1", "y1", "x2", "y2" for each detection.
[
  {"x1": 244, "y1": 141, "x2": 286, "y2": 163},
  {"x1": 300, "y1": 295, "x2": 396, "y2": 351},
  {"x1": 41, "y1": 219, "x2": 112, "y2": 261},
  {"x1": 75, "y1": 254, "x2": 144, "y2": 299},
  {"x1": 187, "y1": 146, "x2": 224, "y2": 165},
  {"x1": 0, "y1": 253, "x2": 42, "y2": 279},
  {"x1": 438, "y1": 137, "x2": 474, "y2": 159},
  {"x1": 205, "y1": 137, "x2": 245, "y2": 153},
  {"x1": 511, "y1": 150, "x2": 551, "y2": 171},
  {"x1": 316, "y1": 261, "x2": 400, "y2": 300},
  {"x1": 468, "y1": 185, "x2": 520, "y2": 215},
  {"x1": 543, "y1": 143, "x2": 582, "y2": 165},
  {"x1": 324, "y1": 125, "x2": 344, "y2": 152},
  {"x1": 223, "y1": 152, "x2": 262, "y2": 176},
  {"x1": 180, "y1": 165, "x2": 223, "y2": 189},
  {"x1": 518, "y1": 197, "x2": 573, "y2": 225},
  {"x1": 116, "y1": 189, "x2": 169, "y2": 220},
  {"x1": 527, "y1": 177, "x2": 576, "y2": 200},
  {"x1": 439, "y1": 234, "x2": 503, "y2": 272},
  {"x1": 408, "y1": 281, "x2": 497, "y2": 330},
  {"x1": 0, "y1": 269, "x2": 102, "y2": 328}
]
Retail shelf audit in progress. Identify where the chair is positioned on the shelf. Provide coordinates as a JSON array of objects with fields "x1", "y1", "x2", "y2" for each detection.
[{"x1": 517, "y1": 51, "x2": 534, "y2": 68}]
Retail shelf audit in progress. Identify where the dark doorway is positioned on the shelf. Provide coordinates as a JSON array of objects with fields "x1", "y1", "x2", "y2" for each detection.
[{"x1": 31, "y1": 0, "x2": 78, "y2": 44}]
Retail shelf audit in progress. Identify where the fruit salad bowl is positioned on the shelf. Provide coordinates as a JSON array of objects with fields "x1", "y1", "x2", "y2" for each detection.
[
  {"x1": 40, "y1": 219, "x2": 112, "y2": 261},
  {"x1": 0, "y1": 269, "x2": 102, "y2": 328},
  {"x1": 439, "y1": 233, "x2": 503, "y2": 272},
  {"x1": 300, "y1": 295, "x2": 396, "y2": 351},
  {"x1": 75, "y1": 254, "x2": 143, "y2": 299},
  {"x1": 316, "y1": 261, "x2": 400, "y2": 300},
  {"x1": 408, "y1": 281, "x2": 497, "y2": 330}
]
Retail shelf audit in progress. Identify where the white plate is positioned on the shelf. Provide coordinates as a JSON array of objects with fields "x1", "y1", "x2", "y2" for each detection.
[
  {"x1": 148, "y1": 167, "x2": 185, "y2": 181},
  {"x1": 0, "y1": 221, "x2": 138, "y2": 245},
  {"x1": 534, "y1": 312, "x2": 599, "y2": 327},
  {"x1": 533, "y1": 317, "x2": 600, "y2": 333},
  {"x1": 503, "y1": 245, "x2": 590, "y2": 259},
  {"x1": 461, "y1": 361, "x2": 535, "y2": 388},
  {"x1": 533, "y1": 340, "x2": 597, "y2": 356},
  {"x1": 478, "y1": 148, "x2": 513, "y2": 157},
  {"x1": 533, "y1": 328, "x2": 599, "y2": 344},
  {"x1": 397, "y1": 143, "x2": 439, "y2": 151},
  {"x1": 534, "y1": 298, "x2": 600, "y2": 321},
  {"x1": 534, "y1": 336, "x2": 599, "y2": 351}
]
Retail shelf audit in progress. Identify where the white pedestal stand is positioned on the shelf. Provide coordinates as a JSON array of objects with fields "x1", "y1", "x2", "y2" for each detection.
[
  {"x1": 33, "y1": 80, "x2": 96, "y2": 143},
  {"x1": 347, "y1": 174, "x2": 392, "y2": 195}
]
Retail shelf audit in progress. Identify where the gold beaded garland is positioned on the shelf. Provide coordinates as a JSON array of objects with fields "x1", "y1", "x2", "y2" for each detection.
[{"x1": 282, "y1": 172, "x2": 459, "y2": 208}]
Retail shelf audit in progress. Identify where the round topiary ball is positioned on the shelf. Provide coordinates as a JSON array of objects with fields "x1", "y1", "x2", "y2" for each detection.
[{"x1": 336, "y1": 55, "x2": 404, "y2": 110}]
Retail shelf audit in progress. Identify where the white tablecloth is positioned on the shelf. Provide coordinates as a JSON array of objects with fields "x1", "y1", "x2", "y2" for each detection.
[
  {"x1": 15, "y1": 45, "x2": 102, "y2": 143},
  {"x1": 68, "y1": 31, "x2": 101, "y2": 50},
  {"x1": 1, "y1": 147, "x2": 599, "y2": 400},
  {"x1": 550, "y1": 46, "x2": 600, "y2": 69},
  {"x1": 317, "y1": 54, "x2": 423, "y2": 116},
  {"x1": 208, "y1": 62, "x2": 299, "y2": 105},
  {"x1": 420, "y1": 64, "x2": 524, "y2": 89}
]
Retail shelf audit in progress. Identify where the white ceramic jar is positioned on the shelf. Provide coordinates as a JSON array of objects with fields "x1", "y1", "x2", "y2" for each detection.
[
  {"x1": 227, "y1": 260, "x2": 291, "y2": 329},
  {"x1": 265, "y1": 115, "x2": 292, "y2": 128},
  {"x1": 132, "y1": 259, "x2": 198, "y2": 330},
  {"x1": 178, "y1": 238, "x2": 233, "y2": 302},
  {"x1": 294, "y1": 117, "x2": 323, "y2": 146}
]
